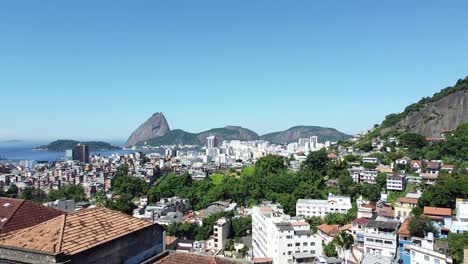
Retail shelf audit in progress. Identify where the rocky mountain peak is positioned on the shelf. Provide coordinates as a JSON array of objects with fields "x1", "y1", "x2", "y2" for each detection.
[{"x1": 124, "y1": 112, "x2": 170, "y2": 147}]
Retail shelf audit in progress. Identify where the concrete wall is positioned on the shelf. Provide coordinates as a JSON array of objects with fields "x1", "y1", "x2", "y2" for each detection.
[
  {"x1": 0, "y1": 246, "x2": 67, "y2": 264},
  {"x1": 70, "y1": 224, "x2": 164, "y2": 264}
]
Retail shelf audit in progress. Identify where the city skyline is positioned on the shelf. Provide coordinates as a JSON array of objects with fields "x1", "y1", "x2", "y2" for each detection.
[{"x1": 1, "y1": 1, "x2": 468, "y2": 140}]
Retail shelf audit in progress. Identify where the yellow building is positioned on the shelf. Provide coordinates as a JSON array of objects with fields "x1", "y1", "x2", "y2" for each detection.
[{"x1": 394, "y1": 197, "x2": 418, "y2": 222}]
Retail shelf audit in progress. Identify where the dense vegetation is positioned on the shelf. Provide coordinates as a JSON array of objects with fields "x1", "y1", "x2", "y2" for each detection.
[{"x1": 35, "y1": 139, "x2": 121, "y2": 151}]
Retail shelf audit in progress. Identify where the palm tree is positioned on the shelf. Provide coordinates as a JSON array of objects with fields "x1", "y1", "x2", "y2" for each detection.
[{"x1": 333, "y1": 231, "x2": 354, "y2": 264}]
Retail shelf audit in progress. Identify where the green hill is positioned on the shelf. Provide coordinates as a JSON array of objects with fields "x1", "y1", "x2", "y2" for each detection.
[
  {"x1": 35, "y1": 140, "x2": 121, "y2": 151},
  {"x1": 260, "y1": 126, "x2": 351, "y2": 144}
]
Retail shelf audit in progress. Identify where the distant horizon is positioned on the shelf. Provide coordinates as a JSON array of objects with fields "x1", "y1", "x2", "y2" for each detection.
[{"x1": 1, "y1": 1, "x2": 467, "y2": 140}]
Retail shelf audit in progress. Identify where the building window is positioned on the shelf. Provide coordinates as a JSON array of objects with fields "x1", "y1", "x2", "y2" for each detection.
[
  {"x1": 434, "y1": 259, "x2": 440, "y2": 264},
  {"x1": 295, "y1": 242, "x2": 300, "y2": 246},
  {"x1": 303, "y1": 242, "x2": 308, "y2": 246},
  {"x1": 424, "y1": 255, "x2": 430, "y2": 261},
  {"x1": 287, "y1": 243, "x2": 292, "y2": 247}
]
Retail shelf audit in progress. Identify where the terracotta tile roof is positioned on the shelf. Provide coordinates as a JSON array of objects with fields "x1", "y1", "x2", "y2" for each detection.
[
  {"x1": 61, "y1": 207, "x2": 153, "y2": 255},
  {"x1": 397, "y1": 197, "x2": 419, "y2": 205},
  {"x1": 340, "y1": 224, "x2": 352, "y2": 231},
  {"x1": 154, "y1": 251, "x2": 241, "y2": 264},
  {"x1": 0, "y1": 206, "x2": 154, "y2": 256},
  {"x1": 317, "y1": 224, "x2": 339, "y2": 236},
  {"x1": 165, "y1": 236, "x2": 179, "y2": 246},
  {"x1": 398, "y1": 219, "x2": 411, "y2": 236},
  {"x1": 353, "y1": 217, "x2": 369, "y2": 225},
  {"x1": 424, "y1": 207, "x2": 452, "y2": 217},
  {"x1": 0, "y1": 215, "x2": 65, "y2": 252},
  {"x1": 0, "y1": 197, "x2": 64, "y2": 234}
]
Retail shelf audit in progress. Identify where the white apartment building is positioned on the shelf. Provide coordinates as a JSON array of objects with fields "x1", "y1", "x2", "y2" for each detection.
[
  {"x1": 213, "y1": 217, "x2": 230, "y2": 251},
  {"x1": 296, "y1": 194, "x2": 352, "y2": 218},
  {"x1": 386, "y1": 173, "x2": 406, "y2": 191},
  {"x1": 252, "y1": 202, "x2": 323, "y2": 264},
  {"x1": 363, "y1": 220, "x2": 399, "y2": 259},
  {"x1": 408, "y1": 234, "x2": 453, "y2": 264},
  {"x1": 349, "y1": 167, "x2": 378, "y2": 184},
  {"x1": 451, "y1": 198, "x2": 468, "y2": 234}
]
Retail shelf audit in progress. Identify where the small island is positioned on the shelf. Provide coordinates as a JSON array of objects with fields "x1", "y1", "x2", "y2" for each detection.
[{"x1": 34, "y1": 140, "x2": 121, "y2": 151}]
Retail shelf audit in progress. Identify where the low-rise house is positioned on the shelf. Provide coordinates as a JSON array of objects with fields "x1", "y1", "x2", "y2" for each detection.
[
  {"x1": 451, "y1": 198, "x2": 468, "y2": 234},
  {"x1": 398, "y1": 220, "x2": 412, "y2": 264},
  {"x1": 426, "y1": 161, "x2": 441, "y2": 174},
  {"x1": 316, "y1": 224, "x2": 339, "y2": 244},
  {"x1": 296, "y1": 194, "x2": 352, "y2": 218},
  {"x1": 363, "y1": 220, "x2": 399, "y2": 259},
  {"x1": 440, "y1": 164, "x2": 455, "y2": 174},
  {"x1": 394, "y1": 197, "x2": 418, "y2": 222},
  {"x1": 0, "y1": 207, "x2": 165, "y2": 264},
  {"x1": 395, "y1": 157, "x2": 410, "y2": 165},
  {"x1": 408, "y1": 233, "x2": 453, "y2": 264},
  {"x1": 352, "y1": 217, "x2": 370, "y2": 247},
  {"x1": 386, "y1": 173, "x2": 406, "y2": 191},
  {"x1": 420, "y1": 172, "x2": 438, "y2": 186},
  {"x1": 410, "y1": 160, "x2": 423, "y2": 173},
  {"x1": 423, "y1": 207, "x2": 452, "y2": 238}
]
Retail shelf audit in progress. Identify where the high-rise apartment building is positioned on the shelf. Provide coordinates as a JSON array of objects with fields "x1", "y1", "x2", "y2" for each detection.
[
  {"x1": 72, "y1": 144, "x2": 90, "y2": 163},
  {"x1": 252, "y1": 202, "x2": 323, "y2": 264}
]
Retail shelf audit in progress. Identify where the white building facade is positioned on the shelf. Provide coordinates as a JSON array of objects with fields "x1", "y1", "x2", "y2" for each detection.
[
  {"x1": 296, "y1": 194, "x2": 352, "y2": 218},
  {"x1": 252, "y1": 202, "x2": 323, "y2": 264}
]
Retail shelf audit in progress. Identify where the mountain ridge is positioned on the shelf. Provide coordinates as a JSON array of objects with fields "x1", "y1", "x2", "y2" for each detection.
[{"x1": 378, "y1": 76, "x2": 468, "y2": 137}]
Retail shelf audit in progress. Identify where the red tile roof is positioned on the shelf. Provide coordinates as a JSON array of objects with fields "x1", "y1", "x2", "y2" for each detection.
[
  {"x1": 397, "y1": 197, "x2": 419, "y2": 205},
  {"x1": 398, "y1": 219, "x2": 411, "y2": 237},
  {"x1": 317, "y1": 224, "x2": 339, "y2": 236},
  {"x1": 424, "y1": 207, "x2": 452, "y2": 217},
  {"x1": 353, "y1": 217, "x2": 370, "y2": 225},
  {"x1": 0, "y1": 206, "x2": 154, "y2": 255},
  {"x1": 0, "y1": 197, "x2": 64, "y2": 234}
]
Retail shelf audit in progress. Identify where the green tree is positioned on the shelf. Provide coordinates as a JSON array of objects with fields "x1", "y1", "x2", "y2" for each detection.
[
  {"x1": 231, "y1": 216, "x2": 252, "y2": 238},
  {"x1": 106, "y1": 194, "x2": 136, "y2": 215},
  {"x1": 446, "y1": 233, "x2": 468, "y2": 264},
  {"x1": 301, "y1": 149, "x2": 328, "y2": 173},
  {"x1": 48, "y1": 184, "x2": 86, "y2": 202},
  {"x1": 20, "y1": 186, "x2": 47, "y2": 202},
  {"x1": 323, "y1": 241, "x2": 338, "y2": 257},
  {"x1": 361, "y1": 183, "x2": 381, "y2": 202},
  {"x1": 376, "y1": 172, "x2": 387, "y2": 190},
  {"x1": 409, "y1": 215, "x2": 437, "y2": 237},
  {"x1": 399, "y1": 133, "x2": 426, "y2": 149},
  {"x1": 112, "y1": 176, "x2": 148, "y2": 198},
  {"x1": 333, "y1": 231, "x2": 354, "y2": 264},
  {"x1": 255, "y1": 155, "x2": 286, "y2": 176},
  {"x1": 325, "y1": 213, "x2": 348, "y2": 225},
  {"x1": 338, "y1": 174, "x2": 354, "y2": 195},
  {"x1": 6, "y1": 184, "x2": 18, "y2": 198},
  {"x1": 306, "y1": 217, "x2": 323, "y2": 233}
]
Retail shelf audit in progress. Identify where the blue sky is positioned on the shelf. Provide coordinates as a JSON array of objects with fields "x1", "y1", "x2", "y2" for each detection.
[{"x1": 1, "y1": 1, "x2": 467, "y2": 141}]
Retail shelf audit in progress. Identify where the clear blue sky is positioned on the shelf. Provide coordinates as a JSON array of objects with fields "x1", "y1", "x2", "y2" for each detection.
[{"x1": 1, "y1": 1, "x2": 467, "y2": 141}]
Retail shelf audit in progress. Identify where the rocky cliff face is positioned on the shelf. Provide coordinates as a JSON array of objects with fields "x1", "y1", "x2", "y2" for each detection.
[
  {"x1": 124, "y1": 112, "x2": 170, "y2": 147},
  {"x1": 260, "y1": 126, "x2": 351, "y2": 144},
  {"x1": 383, "y1": 90, "x2": 468, "y2": 137}
]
